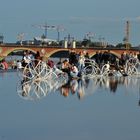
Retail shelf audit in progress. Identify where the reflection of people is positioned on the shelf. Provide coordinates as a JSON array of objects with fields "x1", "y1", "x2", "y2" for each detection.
[
  {"x1": 84, "y1": 78, "x2": 90, "y2": 88},
  {"x1": 138, "y1": 89, "x2": 140, "y2": 106},
  {"x1": 138, "y1": 100, "x2": 140, "y2": 106},
  {"x1": 109, "y1": 77, "x2": 118, "y2": 93},
  {"x1": 77, "y1": 79, "x2": 85, "y2": 99},
  {"x1": 61, "y1": 87, "x2": 69, "y2": 97},
  {"x1": 70, "y1": 79, "x2": 78, "y2": 94},
  {"x1": 21, "y1": 81, "x2": 30, "y2": 97},
  {"x1": 61, "y1": 81, "x2": 70, "y2": 97}
]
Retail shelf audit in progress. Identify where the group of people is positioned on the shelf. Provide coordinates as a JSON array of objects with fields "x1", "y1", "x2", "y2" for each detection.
[
  {"x1": 2, "y1": 49, "x2": 139, "y2": 77},
  {"x1": 58, "y1": 50, "x2": 90, "y2": 78},
  {"x1": 94, "y1": 51, "x2": 140, "y2": 67},
  {"x1": 20, "y1": 50, "x2": 140, "y2": 78},
  {"x1": 17, "y1": 50, "x2": 140, "y2": 100},
  {"x1": 20, "y1": 50, "x2": 90, "y2": 79}
]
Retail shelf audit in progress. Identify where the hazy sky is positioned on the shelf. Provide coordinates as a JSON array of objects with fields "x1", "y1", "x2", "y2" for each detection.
[{"x1": 0, "y1": 0, "x2": 140, "y2": 46}]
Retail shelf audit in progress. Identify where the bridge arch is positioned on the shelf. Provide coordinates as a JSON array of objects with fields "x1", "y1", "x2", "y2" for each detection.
[
  {"x1": 6, "y1": 48, "x2": 37, "y2": 56},
  {"x1": 44, "y1": 48, "x2": 71, "y2": 58},
  {"x1": 0, "y1": 47, "x2": 37, "y2": 60},
  {"x1": 109, "y1": 50, "x2": 121, "y2": 58},
  {"x1": 90, "y1": 51, "x2": 119, "y2": 64},
  {"x1": 49, "y1": 49, "x2": 70, "y2": 58},
  {"x1": 90, "y1": 51, "x2": 119, "y2": 59}
]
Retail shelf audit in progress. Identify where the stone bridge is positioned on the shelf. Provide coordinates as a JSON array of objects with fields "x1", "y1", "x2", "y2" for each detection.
[{"x1": 0, "y1": 44, "x2": 139, "y2": 60}]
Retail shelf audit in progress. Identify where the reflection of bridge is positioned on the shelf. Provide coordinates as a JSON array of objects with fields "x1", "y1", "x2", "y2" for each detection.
[{"x1": 0, "y1": 44, "x2": 139, "y2": 59}]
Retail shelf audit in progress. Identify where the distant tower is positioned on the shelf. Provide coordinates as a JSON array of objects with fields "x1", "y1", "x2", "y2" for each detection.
[
  {"x1": 124, "y1": 21, "x2": 130, "y2": 49},
  {"x1": 126, "y1": 20, "x2": 130, "y2": 43}
]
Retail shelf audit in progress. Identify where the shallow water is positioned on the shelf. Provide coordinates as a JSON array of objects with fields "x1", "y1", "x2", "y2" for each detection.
[{"x1": 0, "y1": 71, "x2": 140, "y2": 140}]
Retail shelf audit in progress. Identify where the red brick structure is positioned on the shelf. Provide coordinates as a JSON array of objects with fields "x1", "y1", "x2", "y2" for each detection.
[{"x1": 0, "y1": 44, "x2": 139, "y2": 59}]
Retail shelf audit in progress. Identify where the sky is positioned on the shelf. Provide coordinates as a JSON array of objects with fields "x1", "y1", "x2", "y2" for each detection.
[{"x1": 0, "y1": 0, "x2": 140, "y2": 46}]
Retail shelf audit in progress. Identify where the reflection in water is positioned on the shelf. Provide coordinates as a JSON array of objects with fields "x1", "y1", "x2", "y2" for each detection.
[
  {"x1": 15, "y1": 58, "x2": 140, "y2": 103},
  {"x1": 17, "y1": 73, "x2": 68, "y2": 100},
  {"x1": 77, "y1": 79, "x2": 85, "y2": 99},
  {"x1": 60, "y1": 76, "x2": 140, "y2": 103},
  {"x1": 138, "y1": 85, "x2": 140, "y2": 106},
  {"x1": 59, "y1": 77, "x2": 125, "y2": 99},
  {"x1": 17, "y1": 74, "x2": 140, "y2": 103},
  {"x1": 95, "y1": 76, "x2": 124, "y2": 93},
  {"x1": 61, "y1": 78, "x2": 89, "y2": 99},
  {"x1": 138, "y1": 78, "x2": 140, "y2": 106}
]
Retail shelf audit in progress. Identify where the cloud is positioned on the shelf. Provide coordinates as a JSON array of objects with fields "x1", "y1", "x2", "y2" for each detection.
[
  {"x1": 68, "y1": 16, "x2": 124, "y2": 24},
  {"x1": 69, "y1": 16, "x2": 140, "y2": 24},
  {"x1": 122, "y1": 16, "x2": 140, "y2": 22},
  {"x1": 135, "y1": 16, "x2": 140, "y2": 21}
]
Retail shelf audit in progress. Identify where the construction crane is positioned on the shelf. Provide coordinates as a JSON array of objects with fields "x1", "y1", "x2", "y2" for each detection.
[
  {"x1": 32, "y1": 22, "x2": 56, "y2": 39},
  {"x1": 32, "y1": 23, "x2": 65, "y2": 42}
]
